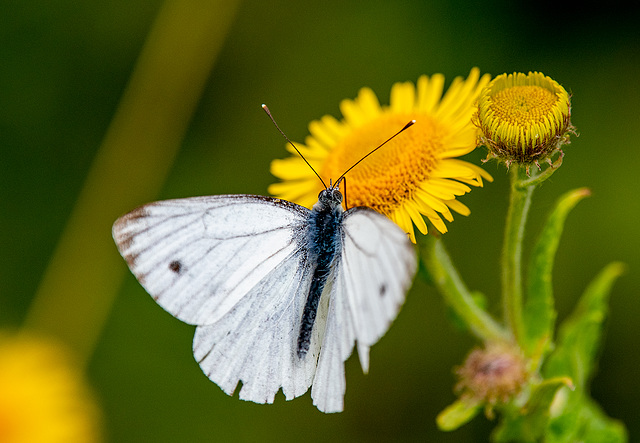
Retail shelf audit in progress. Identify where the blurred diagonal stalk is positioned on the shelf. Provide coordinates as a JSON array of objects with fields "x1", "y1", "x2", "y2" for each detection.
[{"x1": 25, "y1": 0, "x2": 241, "y2": 366}]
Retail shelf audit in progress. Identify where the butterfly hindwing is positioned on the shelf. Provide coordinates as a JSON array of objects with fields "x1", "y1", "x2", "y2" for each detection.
[
  {"x1": 193, "y1": 252, "x2": 322, "y2": 405},
  {"x1": 311, "y1": 207, "x2": 417, "y2": 412},
  {"x1": 340, "y1": 207, "x2": 417, "y2": 363}
]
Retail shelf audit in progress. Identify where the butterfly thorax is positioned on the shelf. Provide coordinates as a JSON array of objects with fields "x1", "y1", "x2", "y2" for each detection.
[{"x1": 297, "y1": 187, "x2": 345, "y2": 358}]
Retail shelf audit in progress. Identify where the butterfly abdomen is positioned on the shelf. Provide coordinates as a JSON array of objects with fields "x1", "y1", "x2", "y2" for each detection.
[{"x1": 297, "y1": 199, "x2": 343, "y2": 359}]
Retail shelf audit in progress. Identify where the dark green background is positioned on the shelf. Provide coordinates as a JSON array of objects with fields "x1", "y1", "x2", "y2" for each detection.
[{"x1": 2, "y1": 0, "x2": 639, "y2": 441}]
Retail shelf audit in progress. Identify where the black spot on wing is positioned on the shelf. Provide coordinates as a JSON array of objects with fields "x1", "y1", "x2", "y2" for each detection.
[
  {"x1": 169, "y1": 260, "x2": 183, "y2": 274},
  {"x1": 379, "y1": 283, "x2": 387, "y2": 297}
]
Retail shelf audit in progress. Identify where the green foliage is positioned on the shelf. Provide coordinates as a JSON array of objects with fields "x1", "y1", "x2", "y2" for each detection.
[
  {"x1": 544, "y1": 262, "x2": 625, "y2": 388},
  {"x1": 436, "y1": 398, "x2": 482, "y2": 431},
  {"x1": 492, "y1": 377, "x2": 573, "y2": 442},
  {"x1": 427, "y1": 180, "x2": 628, "y2": 441},
  {"x1": 446, "y1": 290, "x2": 488, "y2": 333},
  {"x1": 523, "y1": 188, "x2": 591, "y2": 362},
  {"x1": 493, "y1": 200, "x2": 627, "y2": 442},
  {"x1": 545, "y1": 394, "x2": 627, "y2": 443},
  {"x1": 540, "y1": 262, "x2": 628, "y2": 442}
]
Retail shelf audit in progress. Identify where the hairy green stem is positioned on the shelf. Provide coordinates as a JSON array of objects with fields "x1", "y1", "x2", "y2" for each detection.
[
  {"x1": 502, "y1": 166, "x2": 534, "y2": 343},
  {"x1": 420, "y1": 235, "x2": 509, "y2": 343}
]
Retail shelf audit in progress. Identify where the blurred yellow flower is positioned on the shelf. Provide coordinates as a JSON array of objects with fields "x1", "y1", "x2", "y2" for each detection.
[
  {"x1": 0, "y1": 334, "x2": 102, "y2": 443},
  {"x1": 269, "y1": 68, "x2": 493, "y2": 242},
  {"x1": 474, "y1": 71, "x2": 574, "y2": 170}
]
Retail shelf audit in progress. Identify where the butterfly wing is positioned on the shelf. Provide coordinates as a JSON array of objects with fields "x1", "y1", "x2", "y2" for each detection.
[
  {"x1": 113, "y1": 195, "x2": 323, "y2": 403},
  {"x1": 192, "y1": 254, "x2": 323, "y2": 404},
  {"x1": 311, "y1": 207, "x2": 417, "y2": 413},
  {"x1": 113, "y1": 195, "x2": 309, "y2": 325}
]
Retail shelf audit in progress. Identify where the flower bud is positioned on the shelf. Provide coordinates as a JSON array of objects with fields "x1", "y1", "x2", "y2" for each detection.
[
  {"x1": 474, "y1": 72, "x2": 575, "y2": 171},
  {"x1": 455, "y1": 343, "x2": 527, "y2": 409}
]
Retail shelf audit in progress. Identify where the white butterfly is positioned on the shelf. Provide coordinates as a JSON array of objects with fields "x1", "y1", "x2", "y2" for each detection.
[{"x1": 112, "y1": 112, "x2": 417, "y2": 413}]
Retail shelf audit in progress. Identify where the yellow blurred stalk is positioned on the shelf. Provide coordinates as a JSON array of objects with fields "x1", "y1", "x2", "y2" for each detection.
[{"x1": 24, "y1": 0, "x2": 241, "y2": 366}]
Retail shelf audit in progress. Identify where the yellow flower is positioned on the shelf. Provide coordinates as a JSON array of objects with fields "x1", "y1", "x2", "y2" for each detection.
[
  {"x1": 474, "y1": 71, "x2": 574, "y2": 170},
  {"x1": 269, "y1": 68, "x2": 493, "y2": 242},
  {"x1": 0, "y1": 333, "x2": 102, "y2": 443}
]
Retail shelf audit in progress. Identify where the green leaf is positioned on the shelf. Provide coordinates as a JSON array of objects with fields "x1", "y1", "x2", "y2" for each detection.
[
  {"x1": 523, "y1": 188, "x2": 591, "y2": 359},
  {"x1": 544, "y1": 262, "x2": 625, "y2": 388},
  {"x1": 436, "y1": 398, "x2": 482, "y2": 431},
  {"x1": 527, "y1": 377, "x2": 574, "y2": 414},
  {"x1": 546, "y1": 394, "x2": 628, "y2": 443},
  {"x1": 579, "y1": 398, "x2": 628, "y2": 443},
  {"x1": 491, "y1": 377, "x2": 573, "y2": 443},
  {"x1": 542, "y1": 262, "x2": 628, "y2": 442},
  {"x1": 545, "y1": 386, "x2": 581, "y2": 443}
]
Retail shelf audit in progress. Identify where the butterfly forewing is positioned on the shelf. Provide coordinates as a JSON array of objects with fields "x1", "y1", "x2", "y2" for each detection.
[{"x1": 113, "y1": 195, "x2": 310, "y2": 326}]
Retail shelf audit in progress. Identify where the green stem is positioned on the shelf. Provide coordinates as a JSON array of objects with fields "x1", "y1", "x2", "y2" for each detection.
[
  {"x1": 502, "y1": 166, "x2": 535, "y2": 343},
  {"x1": 420, "y1": 235, "x2": 509, "y2": 343}
]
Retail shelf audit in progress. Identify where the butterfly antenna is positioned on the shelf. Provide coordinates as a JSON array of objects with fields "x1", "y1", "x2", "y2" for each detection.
[
  {"x1": 262, "y1": 104, "x2": 328, "y2": 189},
  {"x1": 334, "y1": 119, "x2": 416, "y2": 187}
]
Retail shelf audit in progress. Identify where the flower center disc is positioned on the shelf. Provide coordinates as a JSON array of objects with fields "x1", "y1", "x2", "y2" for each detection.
[
  {"x1": 321, "y1": 114, "x2": 446, "y2": 213},
  {"x1": 490, "y1": 85, "x2": 558, "y2": 128}
]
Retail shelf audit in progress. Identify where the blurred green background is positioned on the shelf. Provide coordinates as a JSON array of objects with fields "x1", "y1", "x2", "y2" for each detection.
[{"x1": 2, "y1": 0, "x2": 639, "y2": 441}]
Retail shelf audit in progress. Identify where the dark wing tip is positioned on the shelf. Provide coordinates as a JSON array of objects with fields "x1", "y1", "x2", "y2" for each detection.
[
  {"x1": 115, "y1": 206, "x2": 150, "y2": 227},
  {"x1": 113, "y1": 206, "x2": 151, "y2": 264}
]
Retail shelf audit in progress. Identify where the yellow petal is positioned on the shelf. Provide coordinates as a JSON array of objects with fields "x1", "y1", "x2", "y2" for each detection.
[
  {"x1": 445, "y1": 198, "x2": 470, "y2": 216},
  {"x1": 417, "y1": 73, "x2": 445, "y2": 113},
  {"x1": 390, "y1": 81, "x2": 416, "y2": 113},
  {"x1": 426, "y1": 212, "x2": 448, "y2": 234},
  {"x1": 403, "y1": 200, "x2": 429, "y2": 235}
]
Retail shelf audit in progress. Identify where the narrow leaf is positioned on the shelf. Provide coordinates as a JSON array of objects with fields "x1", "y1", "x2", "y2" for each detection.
[
  {"x1": 544, "y1": 262, "x2": 626, "y2": 388},
  {"x1": 523, "y1": 188, "x2": 591, "y2": 358},
  {"x1": 492, "y1": 377, "x2": 573, "y2": 443},
  {"x1": 546, "y1": 395, "x2": 628, "y2": 443},
  {"x1": 541, "y1": 262, "x2": 627, "y2": 441},
  {"x1": 579, "y1": 398, "x2": 628, "y2": 443},
  {"x1": 436, "y1": 398, "x2": 482, "y2": 431}
]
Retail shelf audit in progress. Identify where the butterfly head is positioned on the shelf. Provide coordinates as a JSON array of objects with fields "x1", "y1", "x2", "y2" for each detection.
[{"x1": 314, "y1": 186, "x2": 343, "y2": 212}]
